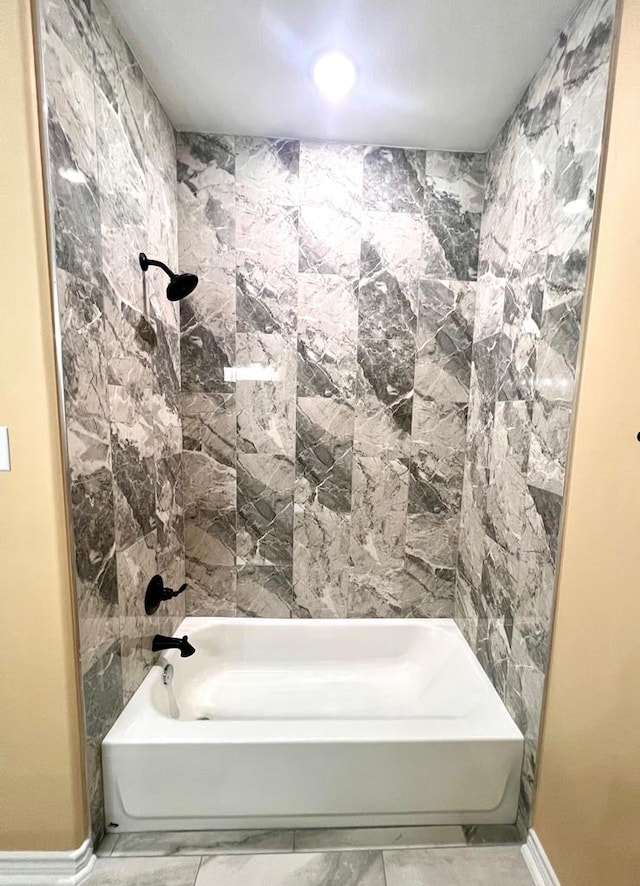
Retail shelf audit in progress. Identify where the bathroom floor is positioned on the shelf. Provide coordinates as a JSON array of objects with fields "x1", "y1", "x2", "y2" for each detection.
[{"x1": 88, "y1": 829, "x2": 535, "y2": 885}]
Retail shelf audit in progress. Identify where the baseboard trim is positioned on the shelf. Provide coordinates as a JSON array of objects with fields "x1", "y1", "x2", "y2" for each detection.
[
  {"x1": 522, "y1": 829, "x2": 560, "y2": 886},
  {"x1": 0, "y1": 838, "x2": 95, "y2": 885}
]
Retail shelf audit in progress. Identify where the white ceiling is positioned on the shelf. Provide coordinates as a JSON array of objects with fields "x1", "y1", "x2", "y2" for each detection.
[{"x1": 104, "y1": 0, "x2": 581, "y2": 152}]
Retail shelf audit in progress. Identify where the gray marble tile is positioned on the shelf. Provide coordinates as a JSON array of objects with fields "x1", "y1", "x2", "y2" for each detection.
[
  {"x1": 358, "y1": 273, "x2": 418, "y2": 344},
  {"x1": 186, "y1": 565, "x2": 236, "y2": 617},
  {"x1": 120, "y1": 612, "x2": 159, "y2": 703},
  {"x1": 349, "y1": 455, "x2": 409, "y2": 574},
  {"x1": 354, "y1": 339, "x2": 415, "y2": 458},
  {"x1": 236, "y1": 202, "x2": 299, "y2": 278},
  {"x1": 182, "y1": 391, "x2": 235, "y2": 606},
  {"x1": 155, "y1": 452, "x2": 184, "y2": 589},
  {"x1": 104, "y1": 292, "x2": 154, "y2": 391},
  {"x1": 456, "y1": 463, "x2": 487, "y2": 592},
  {"x1": 177, "y1": 132, "x2": 235, "y2": 192},
  {"x1": 44, "y1": 20, "x2": 101, "y2": 285},
  {"x1": 299, "y1": 204, "x2": 361, "y2": 278},
  {"x1": 534, "y1": 292, "x2": 583, "y2": 406},
  {"x1": 177, "y1": 133, "x2": 235, "y2": 279},
  {"x1": 96, "y1": 833, "x2": 118, "y2": 857},
  {"x1": 409, "y1": 403, "x2": 467, "y2": 518},
  {"x1": 347, "y1": 568, "x2": 402, "y2": 618},
  {"x1": 506, "y1": 620, "x2": 547, "y2": 744},
  {"x1": 43, "y1": 0, "x2": 95, "y2": 76},
  {"x1": 462, "y1": 823, "x2": 525, "y2": 846},
  {"x1": 236, "y1": 137, "x2": 299, "y2": 207},
  {"x1": 383, "y1": 846, "x2": 533, "y2": 886},
  {"x1": 182, "y1": 392, "x2": 235, "y2": 467},
  {"x1": 361, "y1": 212, "x2": 423, "y2": 286},
  {"x1": 527, "y1": 400, "x2": 571, "y2": 495},
  {"x1": 295, "y1": 827, "x2": 465, "y2": 853},
  {"x1": 485, "y1": 401, "x2": 531, "y2": 555},
  {"x1": 58, "y1": 269, "x2": 110, "y2": 451},
  {"x1": 561, "y1": 0, "x2": 616, "y2": 117},
  {"x1": 454, "y1": 575, "x2": 479, "y2": 650},
  {"x1": 497, "y1": 270, "x2": 543, "y2": 402},
  {"x1": 116, "y1": 531, "x2": 157, "y2": 617},
  {"x1": 85, "y1": 856, "x2": 201, "y2": 886},
  {"x1": 403, "y1": 550, "x2": 456, "y2": 618},
  {"x1": 299, "y1": 141, "x2": 363, "y2": 216},
  {"x1": 296, "y1": 398, "x2": 354, "y2": 514},
  {"x1": 92, "y1": 0, "x2": 145, "y2": 171},
  {"x1": 406, "y1": 510, "x2": 458, "y2": 576},
  {"x1": 473, "y1": 273, "x2": 506, "y2": 342},
  {"x1": 109, "y1": 385, "x2": 156, "y2": 551},
  {"x1": 180, "y1": 275, "x2": 236, "y2": 394},
  {"x1": 183, "y1": 448, "x2": 236, "y2": 567},
  {"x1": 297, "y1": 275, "x2": 358, "y2": 401},
  {"x1": 475, "y1": 614, "x2": 512, "y2": 702},
  {"x1": 294, "y1": 502, "x2": 350, "y2": 618},
  {"x1": 237, "y1": 261, "x2": 297, "y2": 337},
  {"x1": 144, "y1": 84, "x2": 179, "y2": 330},
  {"x1": 96, "y1": 86, "x2": 146, "y2": 312},
  {"x1": 237, "y1": 564, "x2": 295, "y2": 618},
  {"x1": 423, "y1": 152, "x2": 485, "y2": 281},
  {"x1": 236, "y1": 333, "x2": 297, "y2": 456},
  {"x1": 112, "y1": 829, "x2": 294, "y2": 857},
  {"x1": 363, "y1": 146, "x2": 425, "y2": 213},
  {"x1": 515, "y1": 484, "x2": 562, "y2": 631},
  {"x1": 415, "y1": 279, "x2": 475, "y2": 404},
  {"x1": 196, "y1": 851, "x2": 385, "y2": 886},
  {"x1": 237, "y1": 453, "x2": 294, "y2": 566}
]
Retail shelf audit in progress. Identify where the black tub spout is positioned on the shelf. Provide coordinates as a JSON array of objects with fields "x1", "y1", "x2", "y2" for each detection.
[{"x1": 152, "y1": 634, "x2": 195, "y2": 658}]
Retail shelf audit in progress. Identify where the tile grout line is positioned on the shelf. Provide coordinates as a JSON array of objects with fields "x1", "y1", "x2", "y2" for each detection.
[
  {"x1": 193, "y1": 854, "x2": 204, "y2": 885},
  {"x1": 381, "y1": 848, "x2": 390, "y2": 886}
]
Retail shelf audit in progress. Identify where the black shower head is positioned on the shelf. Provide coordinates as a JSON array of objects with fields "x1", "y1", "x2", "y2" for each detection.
[
  {"x1": 139, "y1": 252, "x2": 198, "y2": 302},
  {"x1": 167, "y1": 272, "x2": 199, "y2": 302}
]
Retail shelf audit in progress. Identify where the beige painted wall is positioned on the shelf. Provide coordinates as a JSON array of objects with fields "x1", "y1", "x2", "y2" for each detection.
[
  {"x1": 0, "y1": 0, "x2": 88, "y2": 852},
  {"x1": 533, "y1": 0, "x2": 640, "y2": 882}
]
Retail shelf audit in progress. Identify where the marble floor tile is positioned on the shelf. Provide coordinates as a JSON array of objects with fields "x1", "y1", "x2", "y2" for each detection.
[
  {"x1": 84, "y1": 856, "x2": 201, "y2": 886},
  {"x1": 96, "y1": 833, "x2": 118, "y2": 857},
  {"x1": 111, "y1": 829, "x2": 294, "y2": 857},
  {"x1": 383, "y1": 847, "x2": 533, "y2": 886},
  {"x1": 294, "y1": 826, "x2": 465, "y2": 853},
  {"x1": 196, "y1": 851, "x2": 385, "y2": 886}
]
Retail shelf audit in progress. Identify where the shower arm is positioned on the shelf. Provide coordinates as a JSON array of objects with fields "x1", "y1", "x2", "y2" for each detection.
[{"x1": 139, "y1": 252, "x2": 175, "y2": 279}]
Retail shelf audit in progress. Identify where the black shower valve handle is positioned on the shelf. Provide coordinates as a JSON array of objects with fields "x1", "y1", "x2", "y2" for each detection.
[
  {"x1": 163, "y1": 582, "x2": 188, "y2": 601},
  {"x1": 144, "y1": 575, "x2": 188, "y2": 615}
]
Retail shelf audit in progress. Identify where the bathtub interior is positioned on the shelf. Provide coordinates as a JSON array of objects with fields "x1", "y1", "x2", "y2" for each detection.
[{"x1": 153, "y1": 618, "x2": 513, "y2": 722}]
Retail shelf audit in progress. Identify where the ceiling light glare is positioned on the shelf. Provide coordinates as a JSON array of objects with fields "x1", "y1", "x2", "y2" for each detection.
[{"x1": 312, "y1": 51, "x2": 357, "y2": 101}]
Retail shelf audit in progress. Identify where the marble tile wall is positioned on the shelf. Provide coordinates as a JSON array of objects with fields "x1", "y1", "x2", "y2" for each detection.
[
  {"x1": 177, "y1": 137, "x2": 486, "y2": 620},
  {"x1": 455, "y1": 0, "x2": 615, "y2": 829},
  {"x1": 41, "y1": 0, "x2": 184, "y2": 839}
]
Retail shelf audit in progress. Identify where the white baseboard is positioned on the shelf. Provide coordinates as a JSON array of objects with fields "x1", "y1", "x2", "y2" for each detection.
[
  {"x1": 0, "y1": 838, "x2": 95, "y2": 885},
  {"x1": 522, "y1": 829, "x2": 560, "y2": 886}
]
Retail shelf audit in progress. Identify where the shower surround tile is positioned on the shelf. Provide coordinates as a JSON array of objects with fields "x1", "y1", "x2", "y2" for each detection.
[
  {"x1": 454, "y1": 0, "x2": 615, "y2": 836},
  {"x1": 237, "y1": 454, "x2": 295, "y2": 567},
  {"x1": 176, "y1": 135, "x2": 487, "y2": 624},
  {"x1": 423, "y1": 152, "x2": 485, "y2": 281},
  {"x1": 297, "y1": 274, "x2": 358, "y2": 401},
  {"x1": 43, "y1": 0, "x2": 184, "y2": 841},
  {"x1": 363, "y1": 146, "x2": 425, "y2": 213}
]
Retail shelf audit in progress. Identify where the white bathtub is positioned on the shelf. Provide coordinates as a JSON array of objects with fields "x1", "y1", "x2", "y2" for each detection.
[{"x1": 102, "y1": 618, "x2": 523, "y2": 832}]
